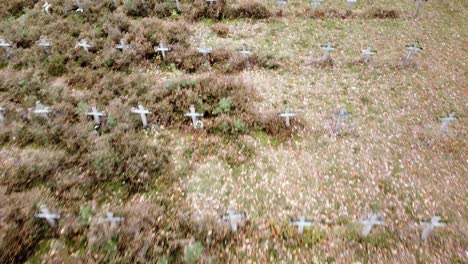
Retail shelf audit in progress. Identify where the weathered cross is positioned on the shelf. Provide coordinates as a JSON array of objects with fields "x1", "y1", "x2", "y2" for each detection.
[
  {"x1": 421, "y1": 216, "x2": 446, "y2": 242},
  {"x1": 320, "y1": 41, "x2": 336, "y2": 61},
  {"x1": 184, "y1": 105, "x2": 204, "y2": 129},
  {"x1": 32, "y1": 101, "x2": 51, "y2": 116},
  {"x1": 0, "y1": 38, "x2": 12, "y2": 49},
  {"x1": 0, "y1": 106, "x2": 5, "y2": 124},
  {"x1": 37, "y1": 36, "x2": 53, "y2": 48},
  {"x1": 115, "y1": 38, "x2": 130, "y2": 51},
  {"x1": 98, "y1": 212, "x2": 125, "y2": 225},
  {"x1": 76, "y1": 39, "x2": 92, "y2": 52},
  {"x1": 361, "y1": 47, "x2": 377, "y2": 64},
  {"x1": 239, "y1": 45, "x2": 253, "y2": 60},
  {"x1": 440, "y1": 112, "x2": 456, "y2": 135},
  {"x1": 359, "y1": 213, "x2": 384, "y2": 237},
  {"x1": 291, "y1": 216, "x2": 315, "y2": 234},
  {"x1": 206, "y1": 0, "x2": 217, "y2": 5},
  {"x1": 335, "y1": 107, "x2": 351, "y2": 133},
  {"x1": 310, "y1": 0, "x2": 322, "y2": 11},
  {"x1": 155, "y1": 42, "x2": 170, "y2": 61},
  {"x1": 222, "y1": 209, "x2": 245, "y2": 232},
  {"x1": 42, "y1": 1, "x2": 52, "y2": 14},
  {"x1": 86, "y1": 106, "x2": 106, "y2": 124},
  {"x1": 197, "y1": 47, "x2": 213, "y2": 57},
  {"x1": 76, "y1": 0, "x2": 84, "y2": 13},
  {"x1": 414, "y1": 0, "x2": 426, "y2": 18},
  {"x1": 35, "y1": 206, "x2": 60, "y2": 226},
  {"x1": 347, "y1": 0, "x2": 357, "y2": 11},
  {"x1": 278, "y1": 106, "x2": 297, "y2": 127},
  {"x1": 276, "y1": 0, "x2": 288, "y2": 8},
  {"x1": 405, "y1": 42, "x2": 423, "y2": 63},
  {"x1": 131, "y1": 104, "x2": 152, "y2": 127}
]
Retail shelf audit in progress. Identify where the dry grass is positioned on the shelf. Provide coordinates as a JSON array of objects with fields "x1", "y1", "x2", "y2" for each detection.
[{"x1": 0, "y1": 0, "x2": 467, "y2": 263}]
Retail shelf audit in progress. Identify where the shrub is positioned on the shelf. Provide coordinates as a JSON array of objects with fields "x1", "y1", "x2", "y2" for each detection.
[
  {"x1": 211, "y1": 23, "x2": 230, "y2": 38},
  {"x1": 184, "y1": 241, "x2": 204, "y2": 264},
  {"x1": 230, "y1": 1, "x2": 272, "y2": 19}
]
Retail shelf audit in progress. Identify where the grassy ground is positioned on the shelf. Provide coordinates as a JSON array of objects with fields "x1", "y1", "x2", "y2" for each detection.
[{"x1": 0, "y1": 0, "x2": 466, "y2": 263}]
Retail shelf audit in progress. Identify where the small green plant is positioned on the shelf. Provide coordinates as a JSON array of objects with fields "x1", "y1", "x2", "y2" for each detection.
[
  {"x1": 166, "y1": 79, "x2": 196, "y2": 90},
  {"x1": 213, "y1": 98, "x2": 232, "y2": 115},
  {"x1": 157, "y1": 256, "x2": 169, "y2": 264},
  {"x1": 79, "y1": 206, "x2": 93, "y2": 225},
  {"x1": 184, "y1": 241, "x2": 204, "y2": 264}
]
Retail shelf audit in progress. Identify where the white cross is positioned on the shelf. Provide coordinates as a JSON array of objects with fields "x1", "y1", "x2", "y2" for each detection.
[
  {"x1": 76, "y1": 39, "x2": 92, "y2": 52},
  {"x1": 35, "y1": 206, "x2": 60, "y2": 226},
  {"x1": 197, "y1": 47, "x2": 213, "y2": 57},
  {"x1": 0, "y1": 39, "x2": 12, "y2": 49},
  {"x1": 32, "y1": 101, "x2": 51, "y2": 116},
  {"x1": 86, "y1": 106, "x2": 106, "y2": 124},
  {"x1": 361, "y1": 47, "x2": 377, "y2": 64},
  {"x1": 115, "y1": 38, "x2": 130, "y2": 51},
  {"x1": 405, "y1": 42, "x2": 422, "y2": 61},
  {"x1": 310, "y1": 0, "x2": 322, "y2": 11},
  {"x1": 184, "y1": 105, "x2": 204, "y2": 129},
  {"x1": 335, "y1": 107, "x2": 351, "y2": 133},
  {"x1": 155, "y1": 43, "x2": 170, "y2": 61},
  {"x1": 42, "y1": 1, "x2": 52, "y2": 14},
  {"x1": 347, "y1": 0, "x2": 357, "y2": 11},
  {"x1": 291, "y1": 216, "x2": 315, "y2": 234},
  {"x1": 222, "y1": 209, "x2": 245, "y2": 232},
  {"x1": 359, "y1": 213, "x2": 384, "y2": 237},
  {"x1": 98, "y1": 212, "x2": 124, "y2": 225},
  {"x1": 37, "y1": 36, "x2": 53, "y2": 48},
  {"x1": 131, "y1": 104, "x2": 152, "y2": 127},
  {"x1": 440, "y1": 112, "x2": 456, "y2": 135},
  {"x1": 76, "y1": 0, "x2": 84, "y2": 13},
  {"x1": 278, "y1": 106, "x2": 297, "y2": 127},
  {"x1": 421, "y1": 216, "x2": 446, "y2": 242},
  {"x1": 321, "y1": 41, "x2": 336, "y2": 61},
  {"x1": 239, "y1": 45, "x2": 253, "y2": 60},
  {"x1": 414, "y1": 0, "x2": 424, "y2": 18},
  {"x1": 206, "y1": 0, "x2": 217, "y2": 4},
  {"x1": 0, "y1": 106, "x2": 4, "y2": 124},
  {"x1": 276, "y1": 0, "x2": 288, "y2": 8}
]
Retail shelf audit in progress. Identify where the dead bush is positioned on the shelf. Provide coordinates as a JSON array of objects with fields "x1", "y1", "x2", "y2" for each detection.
[
  {"x1": 190, "y1": 0, "x2": 228, "y2": 20},
  {"x1": 362, "y1": 8, "x2": 400, "y2": 19},
  {"x1": 230, "y1": 1, "x2": 272, "y2": 19},
  {"x1": 211, "y1": 23, "x2": 230, "y2": 38}
]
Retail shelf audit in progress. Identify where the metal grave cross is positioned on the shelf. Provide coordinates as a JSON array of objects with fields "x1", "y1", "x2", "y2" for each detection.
[
  {"x1": 278, "y1": 106, "x2": 297, "y2": 127},
  {"x1": 131, "y1": 104, "x2": 152, "y2": 127},
  {"x1": 347, "y1": 0, "x2": 357, "y2": 11},
  {"x1": 0, "y1": 106, "x2": 5, "y2": 124},
  {"x1": 310, "y1": 0, "x2": 322, "y2": 11},
  {"x1": 32, "y1": 101, "x2": 51, "y2": 116},
  {"x1": 405, "y1": 42, "x2": 423, "y2": 63},
  {"x1": 361, "y1": 47, "x2": 377, "y2": 64},
  {"x1": 359, "y1": 213, "x2": 384, "y2": 237},
  {"x1": 0, "y1": 38, "x2": 12, "y2": 49},
  {"x1": 155, "y1": 42, "x2": 170, "y2": 61},
  {"x1": 239, "y1": 45, "x2": 253, "y2": 60},
  {"x1": 37, "y1": 36, "x2": 53, "y2": 48},
  {"x1": 86, "y1": 106, "x2": 106, "y2": 124},
  {"x1": 440, "y1": 112, "x2": 456, "y2": 135},
  {"x1": 42, "y1": 1, "x2": 52, "y2": 14},
  {"x1": 291, "y1": 216, "x2": 315, "y2": 234},
  {"x1": 98, "y1": 212, "x2": 125, "y2": 225},
  {"x1": 414, "y1": 0, "x2": 425, "y2": 18},
  {"x1": 35, "y1": 206, "x2": 60, "y2": 226},
  {"x1": 76, "y1": 0, "x2": 84, "y2": 13},
  {"x1": 276, "y1": 0, "x2": 288, "y2": 8},
  {"x1": 421, "y1": 216, "x2": 446, "y2": 242},
  {"x1": 76, "y1": 39, "x2": 92, "y2": 52},
  {"x1": 335, "y1": 107, "x2": 351, "y2": 133},
  {"x1": 320, "y1": 41, "x2": 336, "y2": 61},
  {"x1": 206, "y1": 0, "x2": 217, "y2": 5},
  {"x1": 184, "y1": 105, "x2": 204, "y2": 129},
  {"x1": 115, "y1": 38, "x2": 130, "y2": 51},
  {"x1": 222, "y1": 209, "x2": 245, "y2": 232},
  {"x1": 197, "y1": 47, "x2": 213, "y2": 57}
]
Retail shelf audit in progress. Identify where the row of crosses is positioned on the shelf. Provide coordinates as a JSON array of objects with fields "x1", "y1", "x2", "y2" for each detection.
[
  {"x1": 0, "y1": 103, "x2": 458, "y2": 135},
  {"x1": 0, "y1": 37, "x2": 423, "y2": 65},
  {"x1": 35, "y1": 206, "x2": 446, "y2": 243}
]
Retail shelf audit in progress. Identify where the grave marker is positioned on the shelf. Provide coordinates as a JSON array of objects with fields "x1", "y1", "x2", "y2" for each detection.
[
  {"x1": 277, "y1": 106, "x2": 297, "y2": 127},
  {"x1": 98, "y1": 212, "x2": 125, "y2": 226},
  {"x1": 347, "y1": 0, "x2": 357, "y2": 11},
  {"x1": 86, "y1": 106, "x2": 106, "y2": 125},
  {"x1": 361, "y1": 47, "x2": 377, "y2": 64},
  {"x1": 131, "y1": 104, "x2": 151, "y2": 127},
  {"x1": 239, "y1": 45, "x2": 253, "y2": 61},
  {"x1": 222, "y1": 209, "x2": 245, "y2": 232},
  {"x1": 37, "y1": 36, "x2": 53, "y2": 48},
  {"x1": 42, "y1": 1, "x2": 52, "y2": 14},
  {"x1": 32, "y1": 101, "x2": 51, "y2": 116},
  {"x1": 440, "y1": 112, "x2": 456, "y2": 135},
  {"x1": 421, "y1": 216, "x2": 446, "y2": 242},
  {"x1": 155, "y1": 43, "x2": 170, "y2": 61},
  {"x1": 414, "y1": 0, "x2": 426, "y2": 18},
  {"x1": 35, "y1": 206, "x2": 60, "y2": 226},
  {"x1": 359, "y1": 213, "x2": 384, "y2": 237},
  {"x1": 76, "y1": 0, "x2": 84, "y2": 13},
  {"x1": 76, "y1": 39, "x2": 92, "y2": 52},
  {"x1": 0, "y1": 38, "x2": 12, "y2": 49},
  {"x1": 310, "y1": 0, "x2": 322, "y2": 11},
  {"x1": 405, "y1": 41, "x2": 423, "y2": 64},
  {"x1": 334, "y1": 107, "x2": 351, "y2": 133},
  {"x1": 197, "y1": 47, "x2": 213, "y2": 57},
  {"x1": 291, "y1": 216, "x2": 315, "y2": 235},
  {"x1": 320, "y1": 41, "x2": 336, "y2": 61},
  {"x1": 184, "y1": 105, "x2": 204, "y2": 129},
  {"x1": 0, "y1": 106, "x2": 4, "y2": 124},
  {"x1": 115, "y1": 38, "x2": 130, "y2": 51},
  {"x1": 206, "y1": 0, "x2": 217, "y2": 5}
]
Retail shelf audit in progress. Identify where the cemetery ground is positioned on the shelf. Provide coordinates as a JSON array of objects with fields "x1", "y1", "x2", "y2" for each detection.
[{"x1": 0, "y1": 0, "x2": 466, "y2": 263}]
